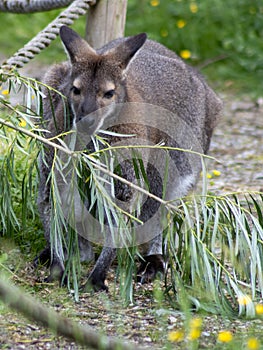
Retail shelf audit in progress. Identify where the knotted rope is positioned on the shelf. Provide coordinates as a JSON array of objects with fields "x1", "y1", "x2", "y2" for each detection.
[
  {"x1": 0, "y1": 0, "x2": 78, "y2": 13},
  {"x1": 1, "y1": 0, "x2": 96, "y2": 71}
]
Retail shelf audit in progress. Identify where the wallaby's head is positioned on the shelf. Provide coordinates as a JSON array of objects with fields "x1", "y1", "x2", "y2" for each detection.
[{"x1": 59, "y1": 26, "x2": 147, "y2": 131}]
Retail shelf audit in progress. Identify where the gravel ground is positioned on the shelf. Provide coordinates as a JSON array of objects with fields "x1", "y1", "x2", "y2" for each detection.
[{"x1": 208, "y1": 94, "x2": 263, "y2": 194}]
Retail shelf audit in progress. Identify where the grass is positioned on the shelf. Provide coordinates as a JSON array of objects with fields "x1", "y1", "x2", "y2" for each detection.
[{"x1": 1, "y1": 248, "x2": 263, "y2": 349}]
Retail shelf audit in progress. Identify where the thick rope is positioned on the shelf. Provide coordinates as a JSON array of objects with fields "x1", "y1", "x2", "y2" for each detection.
[
  {"x1": 1, "y1": 0, "x2": 96, "y2": 71},
  {"x1": 0, "y1": 0, "x2": 75, "y2": 13}
]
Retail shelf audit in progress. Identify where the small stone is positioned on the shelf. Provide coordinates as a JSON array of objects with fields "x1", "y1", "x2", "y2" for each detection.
[
  {"x1": 203, "y1": 331, "x2": 211, "y2": 337},
  {"x1": 169, "y1": 316, "x2": 178, "y2": 324},
  {"x1": 231, "y1": 101, "x2": 255, "y2": 111},
  {"x1": 257, "y1": 97, "x2": 263, "y2": 106},
  {"x1": 144, "y1": 337, "x2": 152, "y2": 342}
]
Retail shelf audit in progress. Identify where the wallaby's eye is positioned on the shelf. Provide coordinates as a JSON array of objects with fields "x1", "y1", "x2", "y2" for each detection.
[
  {"x1": 104, "y1": 90, "x2": 115, "y2": 99},
  {"x1": 71, "y1": 86, "x2": 81, "y2": 95}
]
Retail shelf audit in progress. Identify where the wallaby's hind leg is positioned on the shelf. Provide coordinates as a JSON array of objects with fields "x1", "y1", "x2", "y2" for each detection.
[
  {"x1": 136, "y1": 164, "x2": 164, "y2": 284},
  {"x1": 137, "y1": 234, "x2": 164, "y2": 284},
  {"x1": 84, "y1": 247, "x2": 117, "y2": 292}
]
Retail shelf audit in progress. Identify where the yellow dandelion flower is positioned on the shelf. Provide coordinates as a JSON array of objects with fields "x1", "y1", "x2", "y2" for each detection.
[
  {"x1": 189, "y1": 328, "x2": 201, "y2": 340},
  {"x1": 206, "y1": 173, "x2": 212, "y2": 179},
  {"x1": 19, "y1": 119, "x2": 27, "y2": 127},
  {"x1": 177, "y1": 19, "x2": 186, "y2": 29},
  {"x1": 180, "y1": 50, "x2": 191, "y2": 59},
  {"x1": 160, "y1": 29, "x2": 168, "y2": 37},
  {"x1": 212, "y1": 169, "x2": 221, "y2": 176},
  {"x1": 2, "y1": 89, "x2": 9, "y2": 96},
  {"x1": 168, "y1": 330, "x2": 184, "y2": 342},
  {"x1": 150, "y1": 0, "x2": 159, "y2": 6},
  {"x1": 255, "y1": 303, "x2": 263, "y2": 315},
  {"x1": 217, "y1": 330, "x2": 233, "y2": 343},
  {"x1": 190, "y1": 317, "x2": 202, "y2": 329},
  {"x1": 247, "y1": 338, "x2": 260, "y2": 350},
  {"x1": 238, "y1": 295, "x2": 252, "y2": 306},
  {"x1": 190, "y1": 3, "x2": 198, "y2": 13}
]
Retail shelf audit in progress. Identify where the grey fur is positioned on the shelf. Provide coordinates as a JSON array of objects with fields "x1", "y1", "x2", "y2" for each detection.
[{"x1": 37, "y1": 26, "x2": 222, "y2": 290}]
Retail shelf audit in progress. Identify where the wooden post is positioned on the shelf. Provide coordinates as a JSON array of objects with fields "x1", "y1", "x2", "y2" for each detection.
[{"x1": 86, "y1": 0, "x2": 127, "y2": 49}]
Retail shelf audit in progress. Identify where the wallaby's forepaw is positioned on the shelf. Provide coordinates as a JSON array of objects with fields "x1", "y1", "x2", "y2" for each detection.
[
  {"x1": 83, "y1": 273, "x2": 108, "y2": 293},
  {"x1": 137, "y1": 254, "x2": 165, "y2": 284},
  {"x1": 34, "y1": 248, "x2": 66, "y2": 285}
]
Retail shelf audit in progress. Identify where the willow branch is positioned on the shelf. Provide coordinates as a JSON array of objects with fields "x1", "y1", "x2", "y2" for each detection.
[
  {"x1": 0, "y1": 277, "x2": 146, "y2": 350},
  {"x1": 0, "y1": 116, "x2": 197, "y2": 212}
]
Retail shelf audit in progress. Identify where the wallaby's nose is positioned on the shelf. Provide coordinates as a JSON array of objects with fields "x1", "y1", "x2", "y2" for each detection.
[
  {"x1": 80, "y1": 115, "x2": 96, "y2": 129},
  {"x1": 80, "y1": 99, "x2": 97, "y2": 116}
]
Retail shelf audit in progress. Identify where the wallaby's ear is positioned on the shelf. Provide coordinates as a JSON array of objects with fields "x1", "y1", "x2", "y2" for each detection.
[
  {"x1": 109, "y1": 33, "x2": 147, "y2": 70},
  {"x1": 59, "y1": 26, "x2": 96, "y2": 63}
]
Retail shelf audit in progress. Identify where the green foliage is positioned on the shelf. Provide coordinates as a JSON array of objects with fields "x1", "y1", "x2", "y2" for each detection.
[
  {"x1": 0, "y1": 78, "x2": 43, "y2": 252},
  {"x1": 165, "y1": 192, "x2": 263, "y2": 317},
  {"x1": 0, "y1": 9, "x2": 86, "y2": 63},
  {"x1": 126, "y1": 0, "x2": 263, "y2": 95}
]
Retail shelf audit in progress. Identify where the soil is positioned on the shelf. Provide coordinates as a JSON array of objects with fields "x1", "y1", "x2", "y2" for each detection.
[{"x1": 1, "y1": 60, "x2": 263, "y2": 349}]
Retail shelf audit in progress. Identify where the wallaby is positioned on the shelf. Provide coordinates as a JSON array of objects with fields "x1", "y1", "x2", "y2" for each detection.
[{"x1": 37, "y1": 25, "x2": 222, "y2": 291}]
